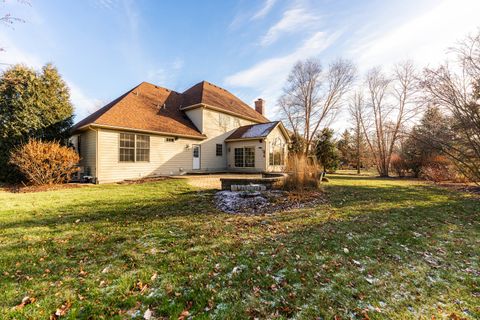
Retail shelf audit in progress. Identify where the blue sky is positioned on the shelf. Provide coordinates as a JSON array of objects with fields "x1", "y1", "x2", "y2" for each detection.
[{"x1": 1, "y1": 0, "x2": 479, "y2": 130}]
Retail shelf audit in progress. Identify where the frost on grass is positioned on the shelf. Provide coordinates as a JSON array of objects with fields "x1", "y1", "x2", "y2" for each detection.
[{"x1": 214, "y1": 190, "x2": 325, "y2": 214}]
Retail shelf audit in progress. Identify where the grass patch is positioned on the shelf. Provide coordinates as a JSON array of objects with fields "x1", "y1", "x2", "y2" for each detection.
[{"x1": 0, "y1": 175, "x2": 478, "y2": 319}]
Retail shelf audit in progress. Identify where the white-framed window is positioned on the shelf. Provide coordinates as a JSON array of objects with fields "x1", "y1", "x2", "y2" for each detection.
[
  {"x1": 119, "y1": 133, "x2": 150, "y2": 162},
  {"x1": 234, "y1": 147, "x2": 255, "y2": 167},
  {"x1": 269, "y1": 138, "x2": 285, "y2": 166},
  {"x1": 135, "y1": 134, "x2": 150, "y2": 162}
]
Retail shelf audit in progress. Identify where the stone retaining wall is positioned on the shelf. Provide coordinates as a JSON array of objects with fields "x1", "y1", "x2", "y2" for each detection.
[{"x1": 220, "y1": 173, "x2": 287, "y2": 191}]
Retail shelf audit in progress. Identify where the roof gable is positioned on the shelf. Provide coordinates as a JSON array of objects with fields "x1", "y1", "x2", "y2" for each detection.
[{"x1": 181, "y1": 81, "x2": 269, "y2": 123}]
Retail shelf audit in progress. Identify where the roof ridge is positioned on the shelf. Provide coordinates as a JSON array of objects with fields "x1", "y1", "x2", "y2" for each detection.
[
  {"x1": 200, "y1": 80, "x2": 206, "y2": 102},
  {"x1": 138, "y1": 81, "x2": 181, "y2": 95}
]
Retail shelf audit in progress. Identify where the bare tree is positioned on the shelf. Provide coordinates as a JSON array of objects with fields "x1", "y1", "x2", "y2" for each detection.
[
  {"x1": 348, "y1": 91, "x2": 365, "y2": 174},
  {"x1": 422, "y1": 31, "x2": 480, "y2": 181},
  {"x1": 279, "y1": 58, "x2": 356, "y2": 154},
  {"x1": 360, "y1": 61, "x2": 420, "y2": 177},
  {"x1": 0, "y1": 1, "x2": 30, "y2": 52}
]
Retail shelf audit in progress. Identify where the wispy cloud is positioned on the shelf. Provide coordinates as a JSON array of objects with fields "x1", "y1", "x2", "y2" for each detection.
[
  {"x1": 251, "y1": 0, "x2": 277, "y2": 20},
  {"x1": 260, "y1": 6, "x2": 320, "y2": 46},
  {"x1": 147, "y1": 57, "x2": 185, "y2": 87},
  {"x1": 93, "y1": 0, "x2": 117, "y2": 10},
  {"x1": 225, "y1": 31, "x2": 340, "y2": 118},
  {"x1": 67, "y1": 81, "x2": 106, "y2": 120},
  {"x1": 347, "y1": 0, "x2": 480, "y2": 71}
]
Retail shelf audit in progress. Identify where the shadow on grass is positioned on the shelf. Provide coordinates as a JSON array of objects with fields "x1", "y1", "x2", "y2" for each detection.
[
  {"x1": 1, "y1": 190, "x2": 217, "y2": 233},
  {"x1": 1, "y1": 177, "x2": 479, "y2": 319}
]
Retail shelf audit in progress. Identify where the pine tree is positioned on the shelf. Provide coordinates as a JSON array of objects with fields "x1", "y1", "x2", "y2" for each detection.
[
  {"x1": 337, "y1": 129, "x2": 354, "y2": 168},
  {"x1": 314, "y1": 128, "x2": 339, "y2": 173}
]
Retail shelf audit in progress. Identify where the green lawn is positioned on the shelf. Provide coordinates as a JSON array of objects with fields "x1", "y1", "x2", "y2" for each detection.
[{"x1": 0, "y1": 175, "x2": 479, "y2": 319}]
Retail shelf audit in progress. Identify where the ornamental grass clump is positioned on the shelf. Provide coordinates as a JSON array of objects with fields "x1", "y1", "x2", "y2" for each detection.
[
  {"x1": 284, "y1": 153, "x2": 322, "y2": 191},
  {"x1": 9, "y1": 139, "x2": 79, "y2": 185}
]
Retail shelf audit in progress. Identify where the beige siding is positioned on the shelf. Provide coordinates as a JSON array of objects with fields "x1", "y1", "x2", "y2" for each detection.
[
  {"x1": 198, "y1": 109, "x2": 256, "y2": 171},
  {"x1": 226, "y1": 140, "x2": 266, "y2": 172},
  {"x1": 185, "y1": 108, "x2": 203, "y2": 133},
  {"x1": 265, "y1": 126, "x2": 288, "y2": 172},
  {"x1": 72, "y1": 130, "x2": 97, "y2": 177},
  {"x1": 96, "y1": 129, "x2": 199, "y2": 183}
]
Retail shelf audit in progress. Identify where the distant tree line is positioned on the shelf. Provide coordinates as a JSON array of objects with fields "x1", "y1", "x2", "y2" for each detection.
[{"x1": 281, "y1": 29, "x2": 480, "y2": 183}]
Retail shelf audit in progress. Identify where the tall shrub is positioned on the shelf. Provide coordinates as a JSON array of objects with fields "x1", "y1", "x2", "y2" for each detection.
[
  {"x1": 0, "y1": 64, "x2": 73, "y2": 182},
  {"x1": 9, "y1": 140, "x2": 79, "y2": 185}
]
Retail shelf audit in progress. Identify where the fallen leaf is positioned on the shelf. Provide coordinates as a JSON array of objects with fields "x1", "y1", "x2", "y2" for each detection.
[
  {"x1": 15, "y1": 296, "x2": 36, "y2": 309},
  {"x1": 50, "y1": 301, "x2": 72, "y2": 319},
  {"x1": 144, "y1": 308, "x2": 153, "y2": 319},
  {"x1": 178, "y1": 310, "x2": 190, "y2": 320}
]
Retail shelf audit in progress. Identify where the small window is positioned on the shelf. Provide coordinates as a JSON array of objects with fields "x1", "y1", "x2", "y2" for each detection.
[
  {"x1": 166, "y1": 137, "x2": 175, "y2": 142},
  {"x1": 136, "y1": 134, "x2": 150, "y2": 162},
  {"x1": 120, "y1": 133, "x2": 135, "y2": 162},
  {"x1": 216, "y1": 144, "x2": 223, "y2": 156}
]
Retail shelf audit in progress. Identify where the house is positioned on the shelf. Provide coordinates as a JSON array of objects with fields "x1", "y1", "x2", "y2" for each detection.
[{"x1": 71, "y1": 81, "x2": 291, "y2": 183}]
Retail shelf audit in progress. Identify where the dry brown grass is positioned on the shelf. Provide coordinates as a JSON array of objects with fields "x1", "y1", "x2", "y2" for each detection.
[{"x1": 284, "y1": 154, "x2": 322, "y2": 191}]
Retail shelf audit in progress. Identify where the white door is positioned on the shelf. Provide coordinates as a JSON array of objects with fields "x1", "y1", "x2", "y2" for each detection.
[{"x1": 192, "y1": 144, "x2": 200, "y2": 170}]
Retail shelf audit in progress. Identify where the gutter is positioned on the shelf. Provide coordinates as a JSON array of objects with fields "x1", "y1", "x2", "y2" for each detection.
[
  {"x1": 225, "y1": 137, "x2": 268, "y2": 142},
  {"x1": 74, "y1": 124, "x2": 207, "y2": 140}
]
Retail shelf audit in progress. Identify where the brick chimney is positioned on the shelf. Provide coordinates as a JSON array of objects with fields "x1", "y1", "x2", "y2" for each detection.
[{"x1": 254, "y1": 98, "x2": 265, "y2": 115}]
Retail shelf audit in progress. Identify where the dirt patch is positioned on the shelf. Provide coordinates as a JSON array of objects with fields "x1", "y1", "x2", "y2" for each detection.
[
  {"x1": 215, "y1": 190, "x2": 326, "y2": 214},
  {"x1": 1, "y1": 183, "x2": 87, "y2": 194}
]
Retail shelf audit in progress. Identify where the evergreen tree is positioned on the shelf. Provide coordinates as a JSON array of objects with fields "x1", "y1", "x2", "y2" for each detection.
[
  {"x1": 288, "y1": 133, "x2": 306, "y2": 155},
  {"x1": 337, "y1": 129, "x2": 354, "y2": 168},
  {"x1": 314, "y1": 128, "x2": 339, "y2": 173},
  {"x1": 402, "y1": 106, "x2": 451, "y2": 177},
  {"x1": 0, "y1": 64, "x2": 73, "y2": 181}
]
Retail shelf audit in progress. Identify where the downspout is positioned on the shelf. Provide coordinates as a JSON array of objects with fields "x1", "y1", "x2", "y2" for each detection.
[{"x1": 87, "y1": 126, "x2": 99, "y2": 184}]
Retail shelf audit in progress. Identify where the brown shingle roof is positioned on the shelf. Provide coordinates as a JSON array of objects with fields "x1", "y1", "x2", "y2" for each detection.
[
  {"x1": 72, "y1": 82, "x2": 206, "y2": 138},
  {"x1": 225, "y1": 121, "x2": 280, "y2": 140},
  {"x1": 73, "y1": 80, "x2": 269, "y2": 137},
  {"x1": 181, "y1": 81, "x2": 269, "y2": 123}
]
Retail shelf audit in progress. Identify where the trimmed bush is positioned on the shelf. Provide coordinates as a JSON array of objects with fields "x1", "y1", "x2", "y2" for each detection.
[{"x1": 9, "y1": 140, "x2": 79, "y2": 185}]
